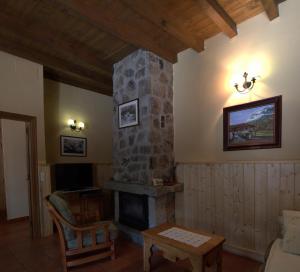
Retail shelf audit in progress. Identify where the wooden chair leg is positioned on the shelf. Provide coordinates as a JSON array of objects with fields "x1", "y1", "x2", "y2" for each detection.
[
  {"x1": 62, "y1": 256, "x2": 68, "y2": 272},
  {"x1": 111, "y1": 241, "x2": 116, "y2": 260}
]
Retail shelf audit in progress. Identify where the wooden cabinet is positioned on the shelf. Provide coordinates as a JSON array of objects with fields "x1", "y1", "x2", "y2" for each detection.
[{"x1": 60, "y1": 189, "x2": 102, "y2": 223}]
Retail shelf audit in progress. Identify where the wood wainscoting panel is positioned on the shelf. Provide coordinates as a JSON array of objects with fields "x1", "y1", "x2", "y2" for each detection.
[
  {"x1": 243, "y1": 163, "x2": 255, "y2": 250},
  {"x1": 0, "y1": 120, "x2": 6, "y2": 222},
  {"x1": 295, "y1": 163, "x2": 300, "y2": 210},
  {"x1": 212, "y1": 163, "x2": 224, "y2": 237},
  {"x1": 95, "y1": 163, "x2": 113, "y2": 188},
  {"x1": 175, "y1": 161, "x2": 300, "y2": 260},
  {"x1": 38, "y1": 163, "x2": 52, "y2": 237}
]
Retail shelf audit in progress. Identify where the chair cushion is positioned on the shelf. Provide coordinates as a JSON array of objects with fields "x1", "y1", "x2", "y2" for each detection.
[
  {"x1": 67, "y1": 222, "x2": 118, "y2": 250},
  {"x1": 282, "y1": 210, "x2": 300, "y2": 255},
  {"x1": 49, "y1": 193, "x2": 76, "y2": 241}
]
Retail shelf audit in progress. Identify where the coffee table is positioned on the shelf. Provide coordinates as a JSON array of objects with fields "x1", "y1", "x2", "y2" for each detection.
[{"x1": 142, "y1": 224, "x2": 225, "y2": 272}]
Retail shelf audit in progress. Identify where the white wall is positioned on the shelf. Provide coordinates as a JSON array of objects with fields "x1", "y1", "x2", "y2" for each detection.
[
  {"x1": 44, "y1": 79, "x2": 113, "y2": 164},
  {"x1": 174, "y1": 0, "x2": 299, "y2": 162},
  {"x1": 1, "y1": 119, "x2": 29, "y2": 220},
  {"x1": 0, "y1": 51, "x2": 46, "y2": 162}
]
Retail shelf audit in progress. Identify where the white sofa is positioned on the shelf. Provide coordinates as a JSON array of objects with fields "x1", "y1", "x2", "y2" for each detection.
[
  {"x1": 263, "y1": 210, "x2": 300, "y2": 272},
  {"x1": 264, "y1": 239, "x2": 300, "y2": 272}
]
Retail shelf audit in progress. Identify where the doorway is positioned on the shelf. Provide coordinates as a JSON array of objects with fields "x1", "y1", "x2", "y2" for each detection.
[
  {"x1": 0, "y1": 111, "x2": 40, "y2": 238},
  {"x1": 1, "y1": 119, "x2": 30, "y2": 221}
]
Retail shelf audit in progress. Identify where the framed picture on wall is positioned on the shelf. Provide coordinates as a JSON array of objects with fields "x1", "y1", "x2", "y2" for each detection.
[
  {"x1": 118, "y1": 99, "x2": 139, "y2": 129},
  {"x1": 60, "y1": 136, "x2": 87, "y2": 157},
  {"x1": 223, "y1": 95, "x2": 282, "y2": 151}
]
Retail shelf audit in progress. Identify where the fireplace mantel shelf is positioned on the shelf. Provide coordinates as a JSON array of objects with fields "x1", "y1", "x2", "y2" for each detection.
[{"x1": 104, "y1": 180, "x2": 183, "y2": 197}]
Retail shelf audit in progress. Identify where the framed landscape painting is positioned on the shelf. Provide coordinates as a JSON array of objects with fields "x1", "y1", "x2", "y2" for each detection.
[
  {"x1": 118, "y1": 99, "x2": 139, "y2": 129},
  {"x1": 223, "y1": 96, "x2": 282, "y2": 151},
  {"x1": 60, "y1": 136, "x2": 87, "y2": 157}
]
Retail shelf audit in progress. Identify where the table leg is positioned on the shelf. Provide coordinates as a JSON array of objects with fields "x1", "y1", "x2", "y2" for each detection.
[
  {"x1": 143, "y1": 238, "x2": 153, "y2": 272},
  {"x1": 216, "y1": 246, "x2": 222, "y2": 272},
  {"x1": 190, "y1": 256, "x2": 203, "y2": 272},
  {"x1": 203, "y1": 244, "x2": 222, "y2": 272}
]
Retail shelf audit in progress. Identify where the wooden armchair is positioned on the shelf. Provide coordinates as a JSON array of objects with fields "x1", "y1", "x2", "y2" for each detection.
[{"x1": 46, "y1": 194, "x2": 117, "y2": 272}]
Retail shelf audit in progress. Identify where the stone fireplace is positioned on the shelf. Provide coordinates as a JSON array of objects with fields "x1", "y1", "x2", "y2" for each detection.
[{"x1": 104, "y1": 49, "x2": 183, "y2": 243}]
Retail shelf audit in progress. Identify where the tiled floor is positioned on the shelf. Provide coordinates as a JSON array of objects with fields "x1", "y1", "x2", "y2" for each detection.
[{"x1": 0, "y1": 220, "x2": 262, "y2": 272}]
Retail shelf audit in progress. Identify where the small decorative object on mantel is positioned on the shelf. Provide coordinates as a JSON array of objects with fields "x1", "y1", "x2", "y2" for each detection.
[
  {"x1": 60, "y1": 135, "x2": 87, "y2": 157},
  {"x1": 118, "y1": 99, "x2": 139, "y2": 129},
  {"x1": 163, "y1": 163, "x2": 178, "y2": 186},
  {"x1": 223, "y1": 96, "x2": 282, "y2": 151},
  {"x1": 153, "y1": 178, "x2": 164, "y2": 186}
]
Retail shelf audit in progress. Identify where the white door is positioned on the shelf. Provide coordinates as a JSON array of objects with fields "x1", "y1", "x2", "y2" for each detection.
[{"x1": 1, "y1": 119, "x2": 29, "y2": 220}]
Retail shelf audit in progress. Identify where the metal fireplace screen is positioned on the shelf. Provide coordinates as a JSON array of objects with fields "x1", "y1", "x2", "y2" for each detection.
[{"x1": 119, "y1": 192, "x2": 149, "y2": 230}]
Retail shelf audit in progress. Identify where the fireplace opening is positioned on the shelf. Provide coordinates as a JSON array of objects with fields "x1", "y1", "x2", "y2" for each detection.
[{"x1": 119, "y1": 192, "x2": 149, "y2": 231}]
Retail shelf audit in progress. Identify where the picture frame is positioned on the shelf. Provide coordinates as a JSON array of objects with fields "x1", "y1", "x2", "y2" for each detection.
[
  {"x1": 118, "y1": 99, "x2": 139, "y2": 129},
  {"x1": 60, "y1": 136, "x2": 87, "y2": 157},
  {"x1": 223, "y1": 96, "x2": 282, "y2": 151}
]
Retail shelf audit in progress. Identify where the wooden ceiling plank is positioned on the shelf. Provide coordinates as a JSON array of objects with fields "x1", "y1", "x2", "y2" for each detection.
[
  {"x1": 121, "y1": 0, "x2": 204, "y2": 52},
  {"x1": 59, "y1": 0, "x2": 179, "y2": 63},
  {"x1": 260, "y1": 0, "x2": 280, "y2": 20},
  {"x1": 201, "y1": 0, "x2": 237, "y2": 38},
  {"x1": 0, "y1": 11, "x2": 112, "y2": 77},
  {"x1": 0, "y1": 30, "x2": 112, "y2": 92}
]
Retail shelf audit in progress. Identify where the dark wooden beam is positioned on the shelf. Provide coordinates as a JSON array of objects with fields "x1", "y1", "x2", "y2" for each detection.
[
  {"x1": 121, "y1": 0, "x2": 204, "y2": 52},
  {"x1": 102, "y1": 44, "x2": 136, "y2": 63},
  {"x1": 260, "y1": 0, "x2": 281, "y2": 20},
  {"x1": 44, "y1": 67, "x2": 112, "y2": 96},
  {"x1": 59, "y1": 0, "x2": 180, "y2": 63},
  {"x1": 0, "y1": 31, "x2": 113, "y2": 95},
  {"x1": 201, "y1": 0, "x2": 237, "y2": 38}
]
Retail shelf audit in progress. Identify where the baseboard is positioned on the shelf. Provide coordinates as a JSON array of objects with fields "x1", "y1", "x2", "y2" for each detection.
[
  {"x1": 223, "y1": 243, "x2": 265, "y2": 263},
  {"x1": 0, "y1": 210, "x2": 7, "y2": 222},
  {"x1": 6, "y1": 216, "x2": 29, "y2": 223}
]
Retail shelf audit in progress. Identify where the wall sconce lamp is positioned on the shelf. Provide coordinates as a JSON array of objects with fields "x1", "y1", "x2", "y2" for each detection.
[
  {"x1": 67, "y1": 119, "x2": 85, "y2": 132},
  {"x1": 234, "y1": 72, "x2": 259, "y2": 94}
]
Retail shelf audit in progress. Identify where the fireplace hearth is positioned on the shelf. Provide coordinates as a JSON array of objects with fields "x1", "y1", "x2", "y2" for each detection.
[{"x1": 119, "y1": 192, "x2": 148, "y2": 230}]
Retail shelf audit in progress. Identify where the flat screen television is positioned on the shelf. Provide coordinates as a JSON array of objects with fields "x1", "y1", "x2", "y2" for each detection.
[{"x1": 54, "y1": 163, "x2": 93, "y2": 191}]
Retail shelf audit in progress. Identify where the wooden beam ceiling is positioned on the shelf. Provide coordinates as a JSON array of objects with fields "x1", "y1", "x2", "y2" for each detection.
[
  {"x1": 260, "y1": 0, "x2": 282, "y2": 20},
  {"x1": 59, "y1": 0, "x2": 184, "y2": 63},
  {"x1": 201, "y1": 0, "x2": 237, "y2": 38},
  {"x1": 121, "y1": 0, "x2": 204, "y2": 52},
  {"x1": 0, "y1": 7, "x2": 113, "y2": 95},
  {"x1": 0, "y1": 12, "x2": 112, "y2": 77},
  {"x1": 0, "y1": 0, "x2": 284, "y2": 96},
  {"x1": 0, "y1": 29, "x2": 112, "y2": 94}
]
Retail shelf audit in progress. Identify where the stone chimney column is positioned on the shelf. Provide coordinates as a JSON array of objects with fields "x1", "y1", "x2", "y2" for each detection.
[{"x1": 112, "y1": 49, "x2": 174, "y2": 185}]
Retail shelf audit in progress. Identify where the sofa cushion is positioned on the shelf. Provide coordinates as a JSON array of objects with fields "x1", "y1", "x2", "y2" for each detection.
[
  {"x1": 264, "y1": 239, "x2": 300, "y2": 272},
  {"x1": 282, "y1": 210, "x2": 300, "y2": 255},
  {"x1": 67, "y1": 222, "x2": 118, "y2": 250},
  {"x1": 49, "y1": 193, "x2": 76, "y2": 241}
]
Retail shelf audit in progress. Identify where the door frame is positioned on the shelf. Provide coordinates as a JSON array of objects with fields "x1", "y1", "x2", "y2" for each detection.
[{"x1": 0, "y1": 111, "x2": 40, "y2": 238}]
